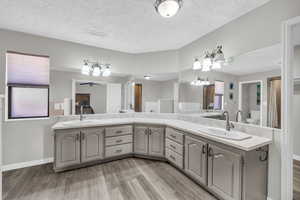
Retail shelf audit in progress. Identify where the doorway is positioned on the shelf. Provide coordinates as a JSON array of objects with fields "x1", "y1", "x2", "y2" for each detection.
[
  {"x1": 75, "y1": 93, "x2": 90, "y2": 114},
  {"x1": 134, "y1": 84, "x2": 142, "y2": 112},
  {"x1": 203, "y1": 85, "x2": 215, "y2": 110},
  {"x1": 267, "y1": 77, "x2": 281, "y2": 129}
]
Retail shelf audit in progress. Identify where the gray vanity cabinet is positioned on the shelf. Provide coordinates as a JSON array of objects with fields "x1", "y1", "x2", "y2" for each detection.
[
  {"x1": 148, "y1": 127, "x2": 164, "y2": 157},
  {"x1": 207, "y1": 144, "x2": 242, "y2": 200},
  {"x1": 81, "y1": 128, "x2": 104, "y2": 163},
  {"x1": 184, "y1": 136, "x2": 207, "y2": 186},
  {"x1": 134, "y1": 126, "x2": 149, "y2": 154},
  {"x1": 134, "y1": 125, "x2": 164, "y2": 157},
  {"x1": 55, "y1": 129, "x2": 81, "y2": 169}
]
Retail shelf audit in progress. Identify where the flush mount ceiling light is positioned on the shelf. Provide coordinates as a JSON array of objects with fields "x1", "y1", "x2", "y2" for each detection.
[
  {"x1": 81, "y1": 60, "x2": 112, "y2": 77},
  {"x1": 144, "y1": 75, "x2": 152, "y2": 80},
  {"x1": 193, "y1": 46, "x2": 229, "y2": 72},
  {"x1": 154, "y1": 0, "x2": 183, "y2": 18}
]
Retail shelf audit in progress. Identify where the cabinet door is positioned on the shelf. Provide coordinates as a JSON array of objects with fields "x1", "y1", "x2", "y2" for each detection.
[
  {"x1": 81, "y1": 128, "x2": 104, "y2": 163},
  {"x1": 208, "y1": 144, "x2": 242, "y2": 200},
  {"x1": 148, "y1": 127, "x2": 164, "y2": 157},
  {"x1": 134, "y1": 126, "x2": 148, "y2": 154},
  {"x1": 55, "y1": 130, "x2": 81, "y2": 169},
  {"x1": 184, "y1": 136, "x2": 207, "y2": 185}
]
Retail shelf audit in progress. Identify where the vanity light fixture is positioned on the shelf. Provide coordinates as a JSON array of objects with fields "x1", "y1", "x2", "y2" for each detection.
[
  {"x1": 193, "y1": 58, "x2": 202, "y2": 70},
  {"x1": 154, "y1": 0, "x2": 183, "y2": 18},
  {"x1": 194, "y1": 46, "x2": 228, "y2": 72},
  {"x1": 190, "y1": 77, "x2": 210, "y2": 86},
  {"x1": 81, "y1": 60, "x2": 112, "y2": 77}
]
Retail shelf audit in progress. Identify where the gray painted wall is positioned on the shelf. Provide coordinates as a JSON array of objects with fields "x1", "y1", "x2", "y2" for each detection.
[{"x1": 178, "y1": 0, "x2": 300, "y2": 70}]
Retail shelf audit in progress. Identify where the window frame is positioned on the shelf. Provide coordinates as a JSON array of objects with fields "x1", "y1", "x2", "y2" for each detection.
[{"x1": 5, "y1": 51, "x2": 50, "y2": 120}]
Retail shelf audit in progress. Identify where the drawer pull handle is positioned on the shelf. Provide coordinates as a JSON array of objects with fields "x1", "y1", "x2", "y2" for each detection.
[
  {"x1": 170, "y1": 155, "x2": 176, "y2": 160},
  {"x1": 170, "y1": 135, "x2": 176, "y2": 139},
  {"x1": 115, "y1": 149, "x2": 122, "y2": 153},
  {"x1": 213, "y1": 153, "x2": 224, "y2": 159},
  {"x1": 116, "y1": 140, "x2": 123, "y2": 143},
  {"x1": 170, "y1": 144, "x2": 176, "y2": 149},
  {"x1": 116, "y1": 130, "x2": 122, "y2": 134},
  {"x1": 76, "y1": 134, "x2": 80, "y2": 141},
  {"x1": 202, "y1": 145, "x2": 206, "y2": 154}
]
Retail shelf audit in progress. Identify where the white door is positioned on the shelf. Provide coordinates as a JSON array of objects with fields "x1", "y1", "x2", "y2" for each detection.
[
  {"x1": 0, "y1": 96, "x2": 4, "y2": 200},
  {"x1": 106, "y1": 83, "x2": 121, "y2": 113}
]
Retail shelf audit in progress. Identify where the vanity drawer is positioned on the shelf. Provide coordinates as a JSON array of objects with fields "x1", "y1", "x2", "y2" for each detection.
[
  {"x1": 166, "y1": 148, "x2": 183, "y2": 169},
  {"x1": 105, "y1": 125, "x2": 133, "y2": 137},
  {"x1": 105, "y1": 135, "x2": 133, "y2": 146},
  {"x1": 105, "y1": 143, "x2": 132, "y2": 157},
  {"x1": 166, "y1": 138, "x2": 183, "y2": 155},
  {"x1": 166, "y1": 127, "x2": 184, "y2": 144}
]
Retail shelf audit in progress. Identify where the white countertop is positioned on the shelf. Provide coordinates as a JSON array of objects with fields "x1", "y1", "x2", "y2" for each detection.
[{"x1": 52, "y1": 118, "x2": 272, "y2": 151}]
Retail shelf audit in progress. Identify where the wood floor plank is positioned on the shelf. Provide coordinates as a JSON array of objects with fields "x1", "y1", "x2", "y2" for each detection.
[{"x1": 3, "y1": 158, "x2": 218, "y2": 200}]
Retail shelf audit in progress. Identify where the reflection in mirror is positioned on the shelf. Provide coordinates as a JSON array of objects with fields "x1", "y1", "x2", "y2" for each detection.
[
  {"x1": 75, "y1": 81, "x2": 106, "y2": 114},
  {"x1": 124, "y1": 74, "x2": 178, "y2": 113},
  {"x1": 178, "y1": 44, "x2": 282, "y2": 128}
]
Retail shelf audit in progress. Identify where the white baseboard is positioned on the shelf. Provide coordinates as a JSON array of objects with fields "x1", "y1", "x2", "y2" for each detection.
[
  {"x1": 293, "y1": 154, "x2": 300, "y2": 161},
  {"x1": 2, "y1": 157, "x2": 54, "y2": 172}
]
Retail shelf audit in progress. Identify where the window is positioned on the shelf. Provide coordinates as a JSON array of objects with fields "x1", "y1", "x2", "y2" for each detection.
[
  {"x1": 6, "y1": 51, "x2": 50, "y2": 119},
  {"x1": 214, "y1": 81, "x2": 224, "y2": 110}
]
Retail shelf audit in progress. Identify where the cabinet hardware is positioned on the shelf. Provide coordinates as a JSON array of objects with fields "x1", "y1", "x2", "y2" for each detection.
[
  {"x1": 76, "y1": 134, "x2": 80, "y2": 141},
  {"x1": 116, "y1": 130, "x2": 122, "y2": 134},
  {"x1": 149, "y1": 129, "x2": 152, "y2": 135},
  {"x1": 256, "y1": 148, "x2": 268, "y2": 162},
  {"x1": 208, "y1": 147, "x2": 213, "y2": 157},
  {"x1": 170, "y1": 144, "x2": 176, "y2": 149},
  {"x1": 116, "y1": 139, "x2": 123, "y2": 143},
  {"x1": 202, "y1": 145, "x2": 207, "y2": 154},
  {"x1": 115, "y1": 149, "x2": 122, "y2": 153},
  {"x1": 81, "y1": 133, "x2": 85, "y2": 140},
  {"x1": 170, "y1": 135, "x2": 176, "y2": 139},
  {"x1": 144, "y1": 129, "x2": 148, "y2": 135},
  {"x1": 213, "y1": 153, "x2": 224, "y2": 159},
  {"x1": 170, "y1": 155, "x2": 175, "y2": 160}
]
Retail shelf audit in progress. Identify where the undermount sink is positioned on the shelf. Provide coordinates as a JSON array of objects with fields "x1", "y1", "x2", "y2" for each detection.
[
  {"x1": 60, "y1": 119, "x2": 99, "y2": 126},
  {"x1": 202, "y1": 127, "x2": 252, "y2": 141}
]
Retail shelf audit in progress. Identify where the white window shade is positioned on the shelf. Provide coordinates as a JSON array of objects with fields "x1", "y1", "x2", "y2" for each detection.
[
  {"x1": 6, "y1": 52, "x2": 49, "y2": 85},
  {"x1": 9, "y1": 87, "x2": 49, "y2": 118},
  {"x1": 215, "y1": 81, "x2": 224, "y2": 95}
]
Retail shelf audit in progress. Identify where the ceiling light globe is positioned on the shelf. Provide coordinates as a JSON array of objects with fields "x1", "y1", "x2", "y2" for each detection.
[
  {"x1": 92, "y1": 67, "x2": 101, "y2": 77},
  {"x1": 212, "y1": 62, "x2": 222, "y2": 69},
  {"x1": 81, "y1": 63, "x2": 90, "y2": 75},
  {"x1": 102, "y1": 67, "x2": 111, "y2": 77},
  {"x1": 155, "y1": 0, "x2": 182, "y2": 18},
  {"x1": 193, "y1": 58, "x2": 202, "y2": 70}
]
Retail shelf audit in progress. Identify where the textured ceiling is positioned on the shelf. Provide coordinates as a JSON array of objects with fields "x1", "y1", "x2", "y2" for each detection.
[{"x1": 0, "y1": 0, "x2": 269, "y2": 53}]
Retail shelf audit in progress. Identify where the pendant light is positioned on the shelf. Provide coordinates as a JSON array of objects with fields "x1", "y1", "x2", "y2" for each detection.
[
  {"x1": 81, "y1": 60, "x2": 90, "y2": 75},
  {"x1": 81, "y1": 60, "x2": 112, "y2": 77},
  {"x1": 154, "y1": 0, "x2": 183, "y2": 18}
]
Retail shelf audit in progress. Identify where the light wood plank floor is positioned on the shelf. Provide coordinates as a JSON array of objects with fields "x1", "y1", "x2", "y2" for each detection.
[{"x1": 3, "y1": 158, "x2": 217, "y2": 200}]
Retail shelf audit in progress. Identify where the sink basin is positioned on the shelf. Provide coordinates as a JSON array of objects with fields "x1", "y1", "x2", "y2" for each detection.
[
  {"x1": 202, "y1": 127, "x2": 252, "y2": 141},
  {"x1": 59, "y1": 119, "x2": 99, "y2": 126}
]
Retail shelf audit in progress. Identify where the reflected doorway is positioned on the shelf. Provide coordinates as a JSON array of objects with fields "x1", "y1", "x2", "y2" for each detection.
[{"x1": 134, "y1": 84, "x2": 142, "y2": 112}]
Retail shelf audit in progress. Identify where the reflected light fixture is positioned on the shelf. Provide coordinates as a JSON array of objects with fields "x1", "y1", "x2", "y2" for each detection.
[
  {"x1": 81, "y1": 60, "x2": 112, "y2": 77},
  {"x1": 190, "y1": 77, "x2": 210, "y2": 86},
  {"x1": 154, "y1": 0, "x2": 183, "y2": 18},
  {"x1": 193, "y1": 58, "x2": 201, "y2": 70},
  {"x1": 144, "y1": 75, "x2": 152, "y2": 80}
]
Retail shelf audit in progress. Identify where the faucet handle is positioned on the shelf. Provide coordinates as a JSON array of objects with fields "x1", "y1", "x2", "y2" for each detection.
[{"x1": 230, "y1": 122, "x2": 235, "y2": 129}]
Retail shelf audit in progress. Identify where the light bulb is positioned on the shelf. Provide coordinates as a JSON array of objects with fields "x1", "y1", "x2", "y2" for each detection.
[
  {"x1": 102, "y1": 66, "x2": 111, "y2": 77},
  {"x1": 81, "y1": 63, "x2": 90, "y2": 75},
  {"x1": 193, "y1": 58, "x2": 201, "y2": 70},
  {"x1": 212, "y1": 62, "x2": 222, "y2": 69},
  {"x1": 92, "y1": 66, "x2": 101, "y2": 77}
]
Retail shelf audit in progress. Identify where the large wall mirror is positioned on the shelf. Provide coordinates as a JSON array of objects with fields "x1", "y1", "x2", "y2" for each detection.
[{"x1": 178, "y1": 44, "x2": 282, "y2": 129}]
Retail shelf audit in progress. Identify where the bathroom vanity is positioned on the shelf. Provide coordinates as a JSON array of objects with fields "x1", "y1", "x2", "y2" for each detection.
[{"x1": 52, "y1": 118, "x2": 271, "y2": 200}]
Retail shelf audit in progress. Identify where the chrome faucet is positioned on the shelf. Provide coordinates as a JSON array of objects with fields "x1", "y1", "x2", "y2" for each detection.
[
  {"x1": 80, "y1": 105, "x2": 84, "y2": 121},
  {"x1": 236, "y1": 110, "x2": 242, "y2": 122},
  {"x1": 223, "y1": 111, "x2": 234, "y2": 131}
]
